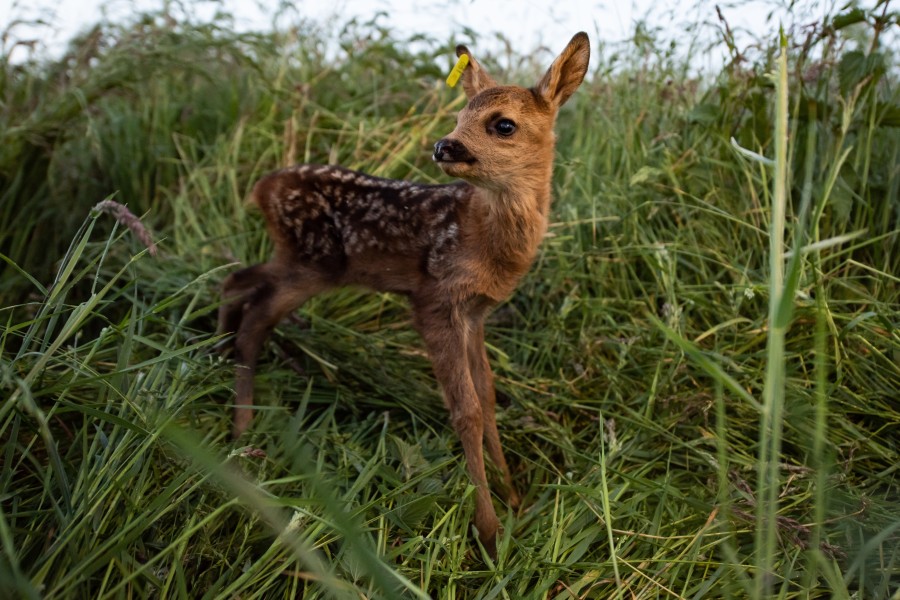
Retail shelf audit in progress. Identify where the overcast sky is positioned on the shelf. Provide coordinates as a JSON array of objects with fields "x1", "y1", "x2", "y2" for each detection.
[{"x1": 2, "y1": 0, "x2": 845, "y2": 69}]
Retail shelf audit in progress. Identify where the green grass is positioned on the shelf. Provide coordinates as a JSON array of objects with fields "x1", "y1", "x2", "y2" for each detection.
[{"x1": 1, "y1": 3, "x2": 898, "y2": 598}]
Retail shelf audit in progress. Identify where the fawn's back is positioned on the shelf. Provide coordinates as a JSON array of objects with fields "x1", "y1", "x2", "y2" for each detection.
[{"x1": 254, "y1": 165, "x2": 469, "y2": 295}]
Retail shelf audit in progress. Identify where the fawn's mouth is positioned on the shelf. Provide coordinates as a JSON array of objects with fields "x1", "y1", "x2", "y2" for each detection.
[
  {"x1": 434, "y1": 157, "x2": 477, "y2": 165},
  {"x1": 434, "y1": 158, "x2": 477, "y2": 177}
]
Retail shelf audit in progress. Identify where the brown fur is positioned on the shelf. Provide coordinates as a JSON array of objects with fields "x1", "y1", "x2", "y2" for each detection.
[{"x1": 219, "y1": 33, "x2": 590, "y2": 557}]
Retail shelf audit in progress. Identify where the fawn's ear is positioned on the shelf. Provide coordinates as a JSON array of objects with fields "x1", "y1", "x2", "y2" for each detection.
[
  {"x1": 455, "y1": 44, "x2": 498, "y2": 99},
  {"x1": 535, "y1": 32, "x2": 590, "y2": 108}
]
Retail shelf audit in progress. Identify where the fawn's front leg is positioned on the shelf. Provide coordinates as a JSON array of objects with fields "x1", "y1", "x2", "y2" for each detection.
[
  {"x1": 467, "y1": 320, "x2": 520, "y2": 509},
  {"x1": 413, "y1": 299, "x2": 500, "y2": 556}
]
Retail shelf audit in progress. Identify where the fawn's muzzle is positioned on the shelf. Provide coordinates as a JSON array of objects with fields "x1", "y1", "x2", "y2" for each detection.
[{"x1": 433, "y1": 138, "x2": 475, "y2": 163}]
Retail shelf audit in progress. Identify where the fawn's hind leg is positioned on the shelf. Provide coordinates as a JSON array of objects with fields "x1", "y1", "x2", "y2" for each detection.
[
  {"x1": 219, "y1": 264, "x2": 270, "y2": 342},
  {"x1": 221, "y1": 263, "x2": 328, "y2": 438}
]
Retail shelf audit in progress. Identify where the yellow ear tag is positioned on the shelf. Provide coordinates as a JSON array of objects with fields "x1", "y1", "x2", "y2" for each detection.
[{"x1": 446, "y1": 54, "x2": 469, "y2": 87}]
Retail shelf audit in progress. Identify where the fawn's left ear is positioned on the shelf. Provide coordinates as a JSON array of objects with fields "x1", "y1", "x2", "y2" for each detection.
[
  {"x1": 535, "y1": 32, "x2": 590, "y2": 108},
  {"x1": 455, "y1": 44, "x2": 498, "y2": 100}
]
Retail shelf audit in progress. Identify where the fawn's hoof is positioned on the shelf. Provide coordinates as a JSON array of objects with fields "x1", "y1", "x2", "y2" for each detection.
[
  {"x1": 480, "y1": 535, "x2": 498, "y2": 560},
  {"x1": 506, "y1": 488, "x2": 521, "y2": 510}
]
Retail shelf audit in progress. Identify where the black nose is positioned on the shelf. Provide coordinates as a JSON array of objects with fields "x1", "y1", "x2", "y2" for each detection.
[
  {"x1": 433, "y1": 139, "x2": 452, "y2": 161},
  {"x1": 433, "y1": 138, "x2": 473, "y2": 163}
]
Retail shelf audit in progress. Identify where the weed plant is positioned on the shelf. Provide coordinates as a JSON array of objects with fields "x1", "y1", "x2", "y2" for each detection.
[{"x1": 0, "y1": 2, "x2": 897, "y2": 598}]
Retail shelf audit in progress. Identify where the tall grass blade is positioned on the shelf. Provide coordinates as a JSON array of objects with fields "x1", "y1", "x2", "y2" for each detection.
[{"x1": 755, "y1": 29, "x2": 791, "y2": 599}]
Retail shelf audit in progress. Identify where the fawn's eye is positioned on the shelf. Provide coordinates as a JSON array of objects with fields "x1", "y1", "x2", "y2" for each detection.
[{"x1": 494, "y1": 119, "x2": 516, "y2": 136}]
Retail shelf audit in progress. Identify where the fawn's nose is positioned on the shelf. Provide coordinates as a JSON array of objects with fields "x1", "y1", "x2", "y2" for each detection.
[
  {"x1": 432, "y1": 139, "x2": 452, "y2": 162},
  {"x1": 433, "y1": 138, "x2": 473, "y2": 163}
]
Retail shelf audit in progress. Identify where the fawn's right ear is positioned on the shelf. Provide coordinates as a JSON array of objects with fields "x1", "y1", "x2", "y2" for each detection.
[
  {"x1": 455, "y1": 44, "x2": 497, "y2": 100},
  {"x1": 535, "y1": 32, "x2": 591, "y2": 108}
]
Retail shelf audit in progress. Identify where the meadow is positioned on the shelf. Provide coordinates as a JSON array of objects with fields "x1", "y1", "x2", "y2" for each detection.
[{"x1": 1, "y1": 3, "x2": 898, "y2": 598}]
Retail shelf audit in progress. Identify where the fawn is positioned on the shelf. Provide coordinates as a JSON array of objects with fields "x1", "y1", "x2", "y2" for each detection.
[{"x1": 219, "y1": 32, "x2": 590, "y2": 556}]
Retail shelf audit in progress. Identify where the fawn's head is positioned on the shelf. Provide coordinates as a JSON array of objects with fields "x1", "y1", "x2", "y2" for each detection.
[{"x1": 433, "y1": 33, "x2": 590, "y2": 191}]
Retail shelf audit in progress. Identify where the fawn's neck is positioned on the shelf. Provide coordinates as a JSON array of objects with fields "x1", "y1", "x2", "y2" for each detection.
[
  {"x1": 479, "y1": 160, "x2": 552, "y2": 243},
  {"x1": 462, "y1": 170, "x2": 553, "y2": 296}
]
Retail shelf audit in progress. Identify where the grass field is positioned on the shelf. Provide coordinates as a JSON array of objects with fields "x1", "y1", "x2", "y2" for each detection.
[{"x1": 1, "y1": 3, "x2": 898, "y2": 598}]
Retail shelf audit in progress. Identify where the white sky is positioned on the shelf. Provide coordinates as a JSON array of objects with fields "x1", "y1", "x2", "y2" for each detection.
[{"x1": 1, "y1": 0, "x2": 845, "y2": 69}]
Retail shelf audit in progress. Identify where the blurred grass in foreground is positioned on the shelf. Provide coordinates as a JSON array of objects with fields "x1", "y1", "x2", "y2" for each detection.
[{"x1": 1, "y1": 2, "x2": 898, "y2": 598}]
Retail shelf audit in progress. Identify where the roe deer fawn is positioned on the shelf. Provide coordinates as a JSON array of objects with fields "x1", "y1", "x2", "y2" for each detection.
[{"x1": 219, "y1": 32, "x2": 590, "y2": 556}]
